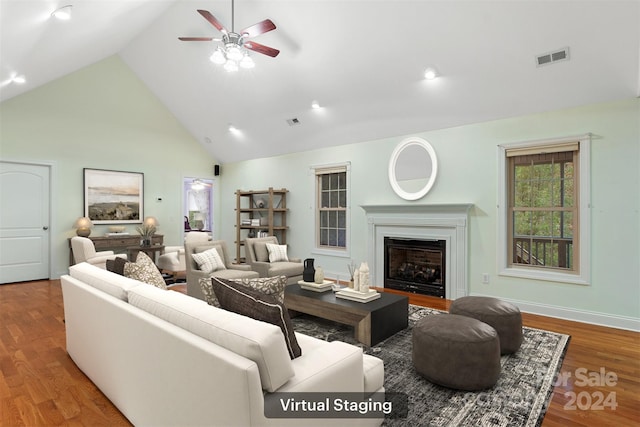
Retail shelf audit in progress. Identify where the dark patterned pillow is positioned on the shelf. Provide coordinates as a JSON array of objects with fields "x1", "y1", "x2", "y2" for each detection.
[
  {"x1": 229, "y1": 275, "x2": 287, "y2": 304},
  {"x1": 106, "y1": 257, "x2": 128, "y2": 276},
  {"x1": 200, "y1": 275, "x2": 287, "y2": 308},
  {"x1": 211, "y1": 277, "x2": 301, "y2": 359}
]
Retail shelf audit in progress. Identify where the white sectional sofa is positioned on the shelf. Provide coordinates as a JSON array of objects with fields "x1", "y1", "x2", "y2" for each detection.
[{"x1": 61, "y1": 263, "x2": 384, "y2": 426}]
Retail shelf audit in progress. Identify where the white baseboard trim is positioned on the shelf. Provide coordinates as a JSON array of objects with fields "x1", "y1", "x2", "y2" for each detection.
[{"x1": 472, "y1": 293, "x2": 640, "y2": 332}]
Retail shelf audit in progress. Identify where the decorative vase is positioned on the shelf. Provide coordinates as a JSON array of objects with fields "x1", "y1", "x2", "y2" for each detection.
[
  {"x1": 353, "y1": 267, "x2": 360, "y2": 291},
  {"x1": 142, "y1": 238, "x2": 151, "y2": 247},
  {"x1": 314, "y1": 266, "x2": 325, "y2": 284},
  {"x1": 359, "y1": 262, "x2": 370, "y2": 292},
  {"x1": 303, "y1": 258, "x2": 315, "y2": 282}
]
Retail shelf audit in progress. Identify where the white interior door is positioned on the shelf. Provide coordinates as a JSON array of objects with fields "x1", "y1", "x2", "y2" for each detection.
[{"x1": 0, "y1": 162, "x2": 51, "y2": 284}]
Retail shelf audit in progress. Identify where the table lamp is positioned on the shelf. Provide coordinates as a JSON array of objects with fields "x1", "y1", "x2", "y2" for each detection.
[{"x1": 74, "y1": 217, "x2": 94, "y2": 237}]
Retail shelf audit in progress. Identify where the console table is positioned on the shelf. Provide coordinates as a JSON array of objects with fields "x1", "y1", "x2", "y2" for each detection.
[
  {"x1": 68, "y1": 234, "x2": 164, "y2": 265},
  {"x1": 128, "y1": 245, "x2": 165, "y2": 264}
]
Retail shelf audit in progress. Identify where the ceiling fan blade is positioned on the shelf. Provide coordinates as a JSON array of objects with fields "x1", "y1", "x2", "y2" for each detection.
[
  {"x1": 197, "y1": 9, "x2": 227, "y2": 34},
  {"x1": 178, "y1": 37, "x2": 214, "y2": 41},
  {"x1": 240, "y1": 19, "x2": 276, "y2": 38},
  {"x1": 245, "y1": 41, "x2": 280, "y2": 57}
]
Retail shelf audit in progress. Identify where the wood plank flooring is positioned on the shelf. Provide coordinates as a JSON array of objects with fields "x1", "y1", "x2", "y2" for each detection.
[{"x1": 1, "y1": 280, "x2": 638, "y2": 426}]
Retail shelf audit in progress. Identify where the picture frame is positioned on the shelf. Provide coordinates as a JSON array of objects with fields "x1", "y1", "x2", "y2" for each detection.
[{"x1": 83, "y1": 168, "x2": 144, "y2": 224}]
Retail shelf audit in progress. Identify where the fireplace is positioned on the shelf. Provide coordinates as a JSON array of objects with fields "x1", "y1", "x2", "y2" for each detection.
[
  {"x1": 361, "y1": 204, "x2": 472, "y2": 300},
  {"x1": 384, "y1": 237, "x2": 446, "y2": 298}
]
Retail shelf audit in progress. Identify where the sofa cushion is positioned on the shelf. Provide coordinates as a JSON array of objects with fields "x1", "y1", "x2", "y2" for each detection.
[
  {"x1": 192, "y1": 247, "x2": 226, "y2": 273},
  {"x1": 200, "y1": 275, "x2": 287, "y2": 308},
  {"x1": 363, "y1": 354, "x2": 385, "y2": 393},
  {"x1": 212, "y1": 278, "x2": 301, "y2": 359},
  {"x1": 127, "y1": 284, "x2": 295, "y2": 392},
  {"x1": 106, "y1": 256, "x2": 128, "y2": 276},
  {"x1": 266, "y1": 243, "x2": 289, "y2": 262},
  {"x1": 124, "y1": 252, "x2": 167, "y2": 290},
  {"x1": 253, "y1": 242, "x2": 269, "y2": 262},
  {"x1": 69, "y1": 262, "x2": 141, "y2": 301}
]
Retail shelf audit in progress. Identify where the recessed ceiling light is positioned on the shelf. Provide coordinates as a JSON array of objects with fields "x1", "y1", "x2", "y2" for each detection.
[
  {"x1": 228, "y1": 124, "x2": 239, "y2": 133},
  {"x1": 11, "y1": 75, "x2": 26, "y2": 84},
  {"x1": 51, "y1": 5, "x2": 73, "y2": 21},
  {"x1": 311, "y1": 100, "x2": 320, "y2": 109},
  {"x1": 424, "y1": 67, "x2": 438, "y2": 80}
]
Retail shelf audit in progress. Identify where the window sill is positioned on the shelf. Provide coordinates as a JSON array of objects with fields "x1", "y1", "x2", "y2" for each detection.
[
  {"x1": 311, "y1": 247, "x2": 351, "y2": 258},
  {"x1": 499, "y1": 267, "x2": 590, "y2": 286}
]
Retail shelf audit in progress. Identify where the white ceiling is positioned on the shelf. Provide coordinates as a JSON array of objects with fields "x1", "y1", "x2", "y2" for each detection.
[{"x1": 2, "y1": 1, "x2": 639, "y2": 163}]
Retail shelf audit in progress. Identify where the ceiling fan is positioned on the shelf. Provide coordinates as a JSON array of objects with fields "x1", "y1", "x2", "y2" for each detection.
[
  {"x1": 179, "y1": 1, "x2": 279, "y2": 72},
  {"x1": 190, "y1": 178, "x2": 212, "y2": 191}
]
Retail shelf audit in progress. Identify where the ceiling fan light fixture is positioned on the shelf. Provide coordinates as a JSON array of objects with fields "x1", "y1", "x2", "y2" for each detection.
[
  {"x1": 224, "y1": 60, "x2": 239, "y2": 72},
  {"x1": 239, "y1": 54, "x2": 255, "y2": 69},
  {"x1": 226, "y1": 45, "x2": 244, "y2": 61},
  {"x1": 210, "y1": 48, "x2": 226, "y2": 65},
  {"x1": 52, "y1": 4, "x2": 73, "y2": 20}
]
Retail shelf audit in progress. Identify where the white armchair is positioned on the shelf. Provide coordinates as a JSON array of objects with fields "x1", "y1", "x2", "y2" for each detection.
[
  {"x1": 70, "y1": 236, "x2": 127, "y2": 269},
  {"x1": 156, "y1": 246, "x2": 185, "y2": 277}
]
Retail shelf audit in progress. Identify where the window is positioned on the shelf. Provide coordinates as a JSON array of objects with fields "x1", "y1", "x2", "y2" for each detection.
[
  {"x1": 313, "y1": 163, "x2": 350, "y2": 254},
  {"x1": 498, "y1": 135, "x2": 591, "y2": 284}
]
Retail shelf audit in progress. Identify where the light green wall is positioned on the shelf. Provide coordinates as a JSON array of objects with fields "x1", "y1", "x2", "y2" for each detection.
[
  {"x1": 0, "y1": 56, "x2": 218, "y2": 278},
  {"x1": 219, "y1": 98, "x2": 640, "y2": 323},
  {"x1": 1, "y1": 54, "x2": 637, "y2": 326}
]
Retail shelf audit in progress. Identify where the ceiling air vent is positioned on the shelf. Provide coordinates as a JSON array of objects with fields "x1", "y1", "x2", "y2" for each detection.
[
  {"x1": 536, "y1": 47, "x2": 570, "y2": 67},
  {"x1": 286, "y1": 117, "x2": 301, "y2": 126}
]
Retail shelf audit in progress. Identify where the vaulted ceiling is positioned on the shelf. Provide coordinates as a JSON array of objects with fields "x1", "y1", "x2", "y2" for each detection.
[{"x1": 2, "y1": 1, "x2": 639, "y2": 163}]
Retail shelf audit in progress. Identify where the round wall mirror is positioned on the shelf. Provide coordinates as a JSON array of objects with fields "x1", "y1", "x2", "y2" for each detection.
[{"x1": 388, "y1": 137, "x2": 438, "y2": 200}]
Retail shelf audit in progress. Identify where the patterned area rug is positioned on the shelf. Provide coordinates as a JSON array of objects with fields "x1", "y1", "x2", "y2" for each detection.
[{"x1": 291, "y1": 305, "x2": 570, "y2": 427}]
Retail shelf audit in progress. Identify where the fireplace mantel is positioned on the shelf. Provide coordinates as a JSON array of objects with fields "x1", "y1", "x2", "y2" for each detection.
[{"x1": 361, "y1": 204, "x2": 473, "y2": 299}]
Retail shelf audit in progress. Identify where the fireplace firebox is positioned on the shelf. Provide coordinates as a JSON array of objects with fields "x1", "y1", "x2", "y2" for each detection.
[{"x1": 384, "y1": 237, "x2": 446, "y2": 298}]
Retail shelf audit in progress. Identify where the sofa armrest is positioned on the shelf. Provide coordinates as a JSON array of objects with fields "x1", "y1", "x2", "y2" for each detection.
[
  {"x1": 95, "y1": 250, "x2": 115, "y2": 257},
  {"x1": 88, "y1": 253, "x2": 126, "y2": 265},
  {"x1": 250, "y1": 261, "x2": 272, "y2": 277},
  {"x1": 164, "y1": 246, "x2": 184, "y2": 254},
  {"x1": 228, "y1": 264, "x2": 253, "y2": 271}
]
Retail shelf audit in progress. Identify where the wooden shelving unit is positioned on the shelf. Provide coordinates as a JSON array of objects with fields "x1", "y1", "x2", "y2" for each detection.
[{"x1": 235, "y1": 187, "x2": 288, "y2": 263}]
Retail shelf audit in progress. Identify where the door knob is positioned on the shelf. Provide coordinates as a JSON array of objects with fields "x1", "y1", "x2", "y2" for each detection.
[{"x1": 43, "y1": 226, "x2": 49, "y2": 230}]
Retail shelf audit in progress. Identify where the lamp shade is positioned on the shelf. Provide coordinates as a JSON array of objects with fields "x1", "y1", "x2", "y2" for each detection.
[
  {"x1": 74, "y1": 217, "x2": 93, "y2": 237},
  {"x1": 143, "y1": 216, "x2": 158, "y2": 228}
]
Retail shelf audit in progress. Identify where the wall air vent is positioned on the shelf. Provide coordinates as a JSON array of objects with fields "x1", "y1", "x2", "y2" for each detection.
[
  {"x1": 286, "y1": 117, "x2": 301, "y2": 126},
  {"x1": 536, "y1": 47, "x2": 570, "y2": 67}
]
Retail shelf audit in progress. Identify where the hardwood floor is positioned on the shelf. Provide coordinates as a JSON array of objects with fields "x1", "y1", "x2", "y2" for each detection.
[{"x1": 1, "y1": 280, "x2": 638, "y2": 426}]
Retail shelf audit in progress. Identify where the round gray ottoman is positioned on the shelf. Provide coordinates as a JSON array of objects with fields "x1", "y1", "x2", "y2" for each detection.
[
  {"x1": 412, "y1": 314, "x2": 501, "y2": 391},
  {"x1": 450, "y1": 296, "x2": 523, "y2": 354}
]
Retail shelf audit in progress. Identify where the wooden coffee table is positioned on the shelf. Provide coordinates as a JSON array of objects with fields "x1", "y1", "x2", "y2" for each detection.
[{"x1": 285, "y1": 284, "x2": 408, "y2": 347}]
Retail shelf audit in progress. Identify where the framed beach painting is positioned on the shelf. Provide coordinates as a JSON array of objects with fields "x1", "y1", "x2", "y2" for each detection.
[{"x1": 83, "y1": 168, "x2": 144, "y2": 224}]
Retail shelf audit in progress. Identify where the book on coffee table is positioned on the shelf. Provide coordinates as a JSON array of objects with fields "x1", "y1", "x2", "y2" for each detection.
[
  {"x1": 298, "y1": 280, "x2": 333, "y2": 292},
  {"x1": 335, "y1": 288, "x2": 381, "y2": 303}
]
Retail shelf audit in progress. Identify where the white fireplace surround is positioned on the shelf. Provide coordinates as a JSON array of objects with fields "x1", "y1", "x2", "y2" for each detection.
[{"x1": 361, "y1": 204, "x2": 473, "y2": 300}]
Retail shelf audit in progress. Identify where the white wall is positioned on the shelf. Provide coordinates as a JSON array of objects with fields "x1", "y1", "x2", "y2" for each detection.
[
  {"x1": 219, "y1": 98, "x2": 640, "y2": 329},
  {"x1": 0, "y1": 56, "x2": 219, "y2": 278}
]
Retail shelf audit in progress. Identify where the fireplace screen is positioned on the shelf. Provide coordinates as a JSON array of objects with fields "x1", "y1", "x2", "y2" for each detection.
[{"x1": 384, "y1": 237, "x2": 445, "y2": 298}]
